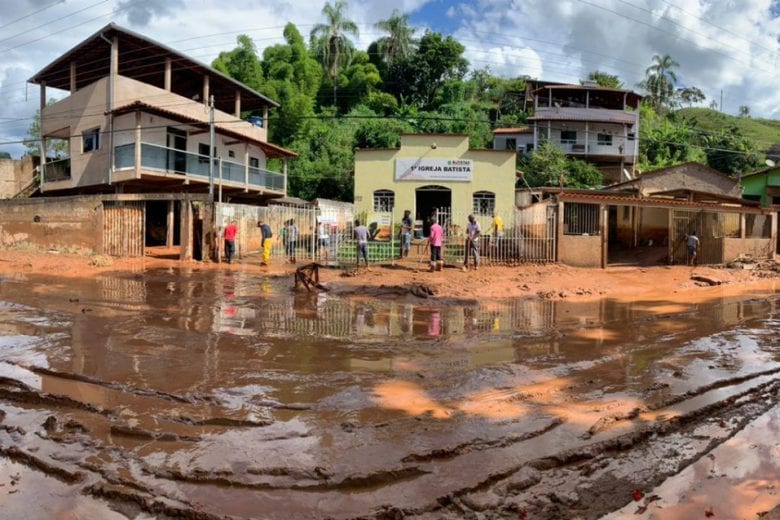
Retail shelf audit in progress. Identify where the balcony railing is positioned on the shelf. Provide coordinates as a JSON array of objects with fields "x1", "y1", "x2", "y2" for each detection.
[
  {"x1": 114, "y1": 143, "x2": 285, "y2": 192},
  {"x1": 43, "y1": 157, "x2": 71, "y2": 182},
  {"x1": 549, "y1": 140, "x2": 636, "y2": 157}
]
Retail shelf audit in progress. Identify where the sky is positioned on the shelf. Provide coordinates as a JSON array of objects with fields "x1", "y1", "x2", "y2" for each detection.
[{"x1": 1, "y1": 0, "x2": 780, "y2": 158}]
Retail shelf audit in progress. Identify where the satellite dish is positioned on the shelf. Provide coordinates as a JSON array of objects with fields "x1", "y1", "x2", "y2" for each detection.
[{"x1": 766, "y1": 159, "x2": 776, "y2": 167}]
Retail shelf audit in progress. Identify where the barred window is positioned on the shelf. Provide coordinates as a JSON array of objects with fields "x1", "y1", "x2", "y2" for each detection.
[
  {"x1": 373, "y1": 190, "x2": 395, "y2": 211},
  {"x1": 563, "y1": 202, "x2": 600, "y2": 235},
  {"x1": 473, "y1": 191, "x2": 496, "y2": 216},
  {"x1": 597, "y1": 133, "x2": 612, "y2": 146}
]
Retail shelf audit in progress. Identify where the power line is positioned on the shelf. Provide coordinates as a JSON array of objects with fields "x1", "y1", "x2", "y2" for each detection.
[{"x1": 0, "y1": 0, "x2": 65, "y2": 32}]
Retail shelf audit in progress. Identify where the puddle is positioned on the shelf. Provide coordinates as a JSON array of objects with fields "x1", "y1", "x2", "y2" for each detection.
[{"x1": 0, "y1": 268, "x2": 777, "y2": 518}]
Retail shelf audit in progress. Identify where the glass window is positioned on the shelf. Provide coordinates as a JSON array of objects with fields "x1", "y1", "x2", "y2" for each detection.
[
  {"x1": 228, "y1": 150, "x2": 235, "y2": 159},
  {"x1": 82, "y1": 127, "x2": 100, "y2": 153},
  {"x1": 473, "y1": 191, "x2": 495, "y2": 216},
  {"x1": 373, "y1": 190, "x2": 394, "y2": 211},
  {"x1": 505, "y1": 138, "x2": 517, "y2": 151},
  {"x1": 597, "y1": 133, "x2": 613, "y2": 146},
  {"x1": 249, "y1": 157, "x2": 260, "y2": 168},
  {"x1": 560, "y1": 131, "x2": 577, "y2": 144}
]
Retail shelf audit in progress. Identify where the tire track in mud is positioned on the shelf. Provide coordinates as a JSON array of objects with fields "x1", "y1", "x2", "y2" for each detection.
[{"x1": 413, "y1": 377, "x2": 780, "y2": 519}]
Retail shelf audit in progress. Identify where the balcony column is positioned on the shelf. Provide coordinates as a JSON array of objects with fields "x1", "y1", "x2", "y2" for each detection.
[
  {"x1": 167, "y1": 201, "x2": 175, "y2": 247},
  {"x1": 134, "y1": 110, "x2": 141, "y2": 178},
  {"x1": 164, "y1": 58, "x2": 172, "y2": 91},
  {"x1": 263, "y1": 106, "x2": 269, "y2": 131},
  {"x1": 585, "y1": 122, "x2": 589, "y2": 157},
  {"x1": 244, "y1": 143, "x2": 249, "y2": 191},
  {"x1": 39, "y1": 81, "x2": 46, "y2": 191},
  {"x1": 547, "y1": 120, "x2": 551, "y2": 141},
  {"x1": 69, "y1": 62, "x2": 77, "y2": 93},
  {"x1": 234, "y1": 90, "x2": 241, "y2": 117},
  {"x1": 283, "y1": 157, "x2": 288, "y2": 196},
  {"x1": 202, "y1": 75, "x2": 209, "y2": 108},
  {"x1": 586, "y1": 91, "x2": 590, "y2": 109}
]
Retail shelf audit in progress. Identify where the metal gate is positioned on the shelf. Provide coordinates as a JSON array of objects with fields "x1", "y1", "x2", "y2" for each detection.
[
  {"x1": 670, "y1": 209, "x2": 734, "y2": 265},
  {"x1": 102, "y1": 201, "x2": 144, "y2": 257}
]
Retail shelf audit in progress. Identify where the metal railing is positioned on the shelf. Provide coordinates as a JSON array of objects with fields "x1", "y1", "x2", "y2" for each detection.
[
  {"x1": 113, "y1": 142, "x2": 285, "y2": 192},
  {"x1": 43, "y1": 157, "x2": 70, "y2": 182}
]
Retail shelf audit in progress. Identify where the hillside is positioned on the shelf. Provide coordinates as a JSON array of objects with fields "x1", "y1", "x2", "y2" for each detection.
[{"x1": 677, "y1": 107, "x2": 780, "y2": 156}]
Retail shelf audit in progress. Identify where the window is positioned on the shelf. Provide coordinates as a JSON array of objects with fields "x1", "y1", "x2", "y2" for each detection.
[
  {"x1": 745, "y1": 214, "x2": 771, "y2": 238},
  {"x1": 373, "y1": 190, "x2": 395, "y2": 211},
  {"x1": 473, "y1": 191, "x2": 495, "y2": 216},
  {"x1": 249, "y1": 157, "x2": 260, "y2": 168},
  {"x1": 505, "y1": 138, "x2": 517, "y2": 151},
  {"x1": 198, "y1": 143, "x2": 217, "y2": 164},
  {"x1": 228, "y1": 150, "x2": 235, "y2": 159},
  {"x1": 560, "y1": 130, "x2": 577, "y2": 144},
  {"x1": 627, "y1": 132, "x2": 636, "y2": 141},
  {"x1": 525, "y1": 143, "x2": 534, "y2": 154},
  {"x1": 597, "y1": 133, "x2": 612, "y2": 146},
  {"x1": 82, "y1": 127, "x2": 100, "y2": 153},
  {"x1": 563, "y1": 203, "x2": 600, "y2": 235}
]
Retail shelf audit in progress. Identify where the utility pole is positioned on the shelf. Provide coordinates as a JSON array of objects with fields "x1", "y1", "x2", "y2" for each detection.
[
  {"x1": 720, "y1": 90, "x2": 723, "y2": 113},
  {"x1": 208, "y1": 95, "x2": 215, "y2": 200}
]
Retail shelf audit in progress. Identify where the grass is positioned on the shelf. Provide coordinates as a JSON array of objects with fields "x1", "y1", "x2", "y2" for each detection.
[{"x1": 677, "y1": 107, "x2": 780, "y2": 153}]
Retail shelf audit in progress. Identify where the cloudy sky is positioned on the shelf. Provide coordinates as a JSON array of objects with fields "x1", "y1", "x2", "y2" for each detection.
[{"x1": 1, "y1": 0, "x2": 779, "y2": 157}]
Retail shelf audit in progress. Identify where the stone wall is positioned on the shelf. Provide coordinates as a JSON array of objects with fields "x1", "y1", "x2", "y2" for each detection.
[{"x1": 0, "y1": 156, "x2": 36, "y2": 199}]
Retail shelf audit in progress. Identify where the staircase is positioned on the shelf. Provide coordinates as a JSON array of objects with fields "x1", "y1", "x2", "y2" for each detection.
[{"x1": 12, "y1": 167, "x2": 40, "y2": 198}]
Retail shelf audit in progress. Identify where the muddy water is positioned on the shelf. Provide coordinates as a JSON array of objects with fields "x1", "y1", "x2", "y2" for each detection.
[{"x1": 0, "y1": 268, "x2": 778, "y2": 519}]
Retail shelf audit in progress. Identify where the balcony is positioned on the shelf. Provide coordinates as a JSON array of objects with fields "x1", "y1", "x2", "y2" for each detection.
[
  {"x1": 43, "y1": 157, "x2": 71, "y2": 182},
  {"x1": 545, "y1": 140, "x2": 637, "y2": 160},
  {"x1": 114, "y1": 143, "x2": 285, "y2": 193}
]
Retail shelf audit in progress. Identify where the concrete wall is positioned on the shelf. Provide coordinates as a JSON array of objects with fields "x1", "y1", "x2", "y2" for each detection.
[
  {"x1": 0, "y1": 157, "x2": 36, "y2": 199},
  {"x1": 558, "y1": 234, "x2": 602, "y2": 267},
  {"x1": 354, "y1": 134, "x2": 516, "y2": 225},
  {"x1": 742, "y1": 169, "x2": 780, "y2": 207},
  {"x1": 723, "y1": 238, "x2": 773, "y2": 260},
  {"x1": 493, "y1": 133, "x2": 534, "y2": 154},
  {"x1": 639, "y1": 207, "x2": 668, "y2": 244},
  {"x1": 637, "y1": 163, "x2": 740, "y2": 198},
  {"x1": 0, "y1": 196, "x2": 102, "y2": 254}
]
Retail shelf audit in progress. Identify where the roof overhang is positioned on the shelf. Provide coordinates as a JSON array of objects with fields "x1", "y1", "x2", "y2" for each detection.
[
  {"x1": 110, "y1": 101, "x2": 296, "y2": 159},
  {"x1": 29, "y1": 23, "x2": 279, "y2": 113}
]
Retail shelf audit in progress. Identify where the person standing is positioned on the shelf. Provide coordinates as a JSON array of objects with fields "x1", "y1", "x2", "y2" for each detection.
[
  {"x1": 400, "y1": 210, "x2": 412, "y2": 258},
  {"x1": 686, "y1": 230, "x2": 699, "y2": 266},
  {"x1": 429, "y1": 217, "x2": 443, "y2": 272},
  {"x1": 285, "y1": 219, "x2": 298, "y2": 264},
  {"x1": 354, "y1": 219, "x2": 369, "y2": 268},
  {"x1": 257, "y1": 219, "x2": 273, "y2": 266},
  {"x1": 224, "y1": 220, "x2": 238, "y2": 264},
  {"x1": 492, "y1": 211, "x2": 504, "y2": 259},
  {"x1": 317, "y1": 218, "x2": 331, "y2": 262},
  {"x1": 463, "y1": 214, "x2": 481, "y2": 272}
]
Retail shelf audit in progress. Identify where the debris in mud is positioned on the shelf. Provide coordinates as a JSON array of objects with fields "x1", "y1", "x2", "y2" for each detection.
[
  {"x1": 294, "y1": 263, "x2": 329, "y2": 292},
  {"x1": 691, "y1": 274, "x2": 723, "y2": 286},
  {"x1": 632, "y1": 489, "x2": 644, "y2": 501}
]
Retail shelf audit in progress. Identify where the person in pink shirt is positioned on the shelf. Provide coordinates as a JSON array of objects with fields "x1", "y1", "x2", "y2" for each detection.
[
  {"x1": 428, "y1": 218, "x2": 443, "y2": 272},
  {"x1": 224, "y1": 220, "x2": 238, "y2": 264}
]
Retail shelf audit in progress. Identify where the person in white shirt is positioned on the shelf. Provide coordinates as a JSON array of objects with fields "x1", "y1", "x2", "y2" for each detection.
[
  {"x1": 463, "y1": 214, "x2": 481, "y2": 271},
  {"x1": 686, "y1": 230, "x2": 699, "y2": 266}
]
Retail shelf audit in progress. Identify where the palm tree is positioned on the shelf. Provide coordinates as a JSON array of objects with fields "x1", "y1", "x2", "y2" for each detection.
[
  {"x1": 375, "y1": 10, "x2": 416, "y2": 67},
  {"x1": 642, "y1": 54, "x2": 679, "y2": 110},
  {"x1": 310, "y1": 0, "x2": 359, "y2": 108}
]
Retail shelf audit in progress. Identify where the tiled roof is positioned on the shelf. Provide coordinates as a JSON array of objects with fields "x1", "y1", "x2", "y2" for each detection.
[{"x1": 493, "y1": 127, "x2": 533, "y2": 134}]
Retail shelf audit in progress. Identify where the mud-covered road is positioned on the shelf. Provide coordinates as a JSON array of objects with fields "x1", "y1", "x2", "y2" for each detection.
[{"x1": 0, "y1": 266, "x2": 778, "y2": 519}]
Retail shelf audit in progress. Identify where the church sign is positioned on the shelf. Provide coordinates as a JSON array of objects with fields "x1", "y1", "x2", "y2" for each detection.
[{"x1": 395, "y1": 158, "x2": 473, "y2": 182}]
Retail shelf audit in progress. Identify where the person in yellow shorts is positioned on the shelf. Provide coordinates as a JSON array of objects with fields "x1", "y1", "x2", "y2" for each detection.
[
  {"x1": 257, "y1": 219, "x2": 273, "y2": 265},
  {"x1": 492, "y1": 212, "x2": 504, "y2": 258}
]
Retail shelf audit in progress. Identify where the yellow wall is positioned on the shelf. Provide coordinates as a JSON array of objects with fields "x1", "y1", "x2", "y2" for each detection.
[{"x1": 354, "y1": 134, "x2": 516, "y2": 225}]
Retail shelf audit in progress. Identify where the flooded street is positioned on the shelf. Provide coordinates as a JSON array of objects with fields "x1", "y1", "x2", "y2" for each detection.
[{"x1": 0, "y1": 267, "x2": 778, "y2": 519}]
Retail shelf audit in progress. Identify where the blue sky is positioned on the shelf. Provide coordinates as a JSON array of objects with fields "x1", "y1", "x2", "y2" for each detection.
[{"x1": 1, "y1": 0, "x2": 780, "y2": 158}]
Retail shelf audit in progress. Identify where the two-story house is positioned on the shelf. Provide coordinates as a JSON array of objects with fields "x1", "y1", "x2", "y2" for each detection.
[
  {"x1": 493, "y1": 81, "x2": 642, "y2": 184},
  {"x1": 29, "y1": 23, "x2": 295, "y2": 202}
]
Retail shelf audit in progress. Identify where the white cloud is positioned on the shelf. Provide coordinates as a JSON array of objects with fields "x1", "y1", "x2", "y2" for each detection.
[{"x1": 1, "y1": 0, "x2": 780, "y2": 157}]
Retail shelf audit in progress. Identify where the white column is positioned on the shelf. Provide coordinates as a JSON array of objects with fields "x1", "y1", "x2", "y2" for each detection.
[
  {"x1": 234, "y1": 90, "x2": 241, "y2": 117},
  {"x1": 69, "y1": 62, "x2": 77, "y2": 93},
  {"x1": 164, "y1": 58, "x2": 172, "y2": 91},
  {"x1": 202, "y1": 75, "x2": 210, "y2": 107}
]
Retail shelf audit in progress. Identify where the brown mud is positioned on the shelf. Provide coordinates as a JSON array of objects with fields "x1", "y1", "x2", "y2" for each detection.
[{"x1": 0, "y1": 249, "x2": 778, "y2": 519}]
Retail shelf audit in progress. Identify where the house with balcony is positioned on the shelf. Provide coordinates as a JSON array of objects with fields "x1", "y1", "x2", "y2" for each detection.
[
  {"x1": 494, "y1": 81, "x2": 642, "y2": 184},
  {"x1": 28, "y1": 23, "x2": 295, "y2": 203}
]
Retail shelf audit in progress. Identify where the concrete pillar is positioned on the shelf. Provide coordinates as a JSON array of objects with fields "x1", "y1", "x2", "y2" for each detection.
[
  {"x1": 164, "y1": 58, "x2": 172, "y2": 91},
  {"x1": 556, "y1": 201, "x2": 564, "y2": 263},
  {"x1": 600, "y1": 203, "x2": 608, "y2": 268},
  {"x1": 39, "y1": 81, "x2": 46, "y2": 189},
  {"x1": 740, "y1": 213, "x2": 746, "y2": 239},
  {"x1": 180, "y1": 199, "x2": 193, "y2": 261},
  {"x1": 244, "y1": 143, "x2": 249, "y2": 190},
  {"x1": 134, "y1": 110, "x2": 141, "y2": 178},
  {"x1": 667, "y1": 209, "x2": 674, "y2": 264},
  {"x1": 166, "y1": 200, "x2": 175, "y2": 247},
  {"x1": 263, "y1": 106, "x2": 268, "y2": 130},
  {"x1": 283, "y1": 157, "x2": 288, "y2": 195},
  {"x1": 234, "y1": 90, "x2": 241, "y2": 117},
  {"x1": 69, "y1": 62, "x2": 77, "y2": 93},
  {"x1": 203, "y1": 75, "x2": 210, "y2": 108}
]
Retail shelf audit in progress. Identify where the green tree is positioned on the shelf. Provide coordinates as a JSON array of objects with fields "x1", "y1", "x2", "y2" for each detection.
[
  {"x1": 212, "y1": 35, "x2": 264, "y2": 92},
  {"x1": 703, "y1": 125, "x2": 760, "y2": 176},
  {"x1": 374, "y1": 10, "x2": 416, "y2": 68},
  {"x1": 640, "y1": 54, "x2": 679, "y2": 111},
  {"x1": 310, "y1": 0, "x2": 359, "y2": 108},
  {"x1": 24, "y1": 100, "x2": 68, "y2": 158},
  {"x1": 676, "y1": 86, "x2": 705, "y2": 107},
  {"x1": 638, "y1": 102, "x2": 704, "y2": 169},
  {"x1": 521, "y1": 141, "x2": 602, "y2": 188},
  {"x1": 0, "y1": 151, "x2": 11, "y2": 159},
  {"x1": 387, "y1": 31, "x2": 468, "y2": 109},
  {"x1": 586, "y1": 71, "x2": 623, "y2": 89},
  {"x1": 338, "y1": 51, "x2": 382, "y2": 113}
]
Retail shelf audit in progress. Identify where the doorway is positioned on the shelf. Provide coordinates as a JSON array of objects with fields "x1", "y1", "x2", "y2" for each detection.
[
  {"x1": 145, "y1": 200, "x2": 180, "y2": 258},
  {"x1": 166, "y1": 127, "x2": 187, "y2": 174},
  {"x1": 415, "y1": 185, "x2": 451, "y2": 237}
]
